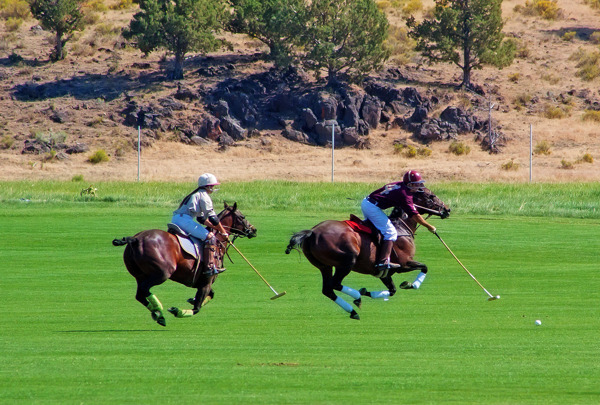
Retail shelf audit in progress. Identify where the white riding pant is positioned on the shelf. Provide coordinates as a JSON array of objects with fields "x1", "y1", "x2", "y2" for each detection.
[
  {"x1": 361, "y1": 198, "x2": 398, "y2": 241},
  {"x1": 171, "y1": 214, "x2": 209, "y2": 240}
]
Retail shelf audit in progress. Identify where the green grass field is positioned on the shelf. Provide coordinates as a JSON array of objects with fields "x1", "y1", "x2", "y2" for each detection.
[{"x1": 1, "y1": 181, "x2": 599, "y2": 404}]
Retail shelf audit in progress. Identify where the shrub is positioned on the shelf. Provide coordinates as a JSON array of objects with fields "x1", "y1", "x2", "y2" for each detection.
[
  {"x1": 417, "y1": 146, "x2": 432, "y2": 157},
  {"x1": 404, "y1": 145, "x2": 417, "y2": 158},
  {"x1": 448, "y1": 141, "x2": 471, "y2": 156},
  {"x1": 386, "y1": 25, "x2": 415, "y2": 65},
  {"x1": 34, "y1": 129, "x2": 67, "y2": 145},
  {"x1": 501, "y1": 159, "x2": 520, "y2": 171},
  {"x1": 577, "y1": 153, "x2": 594, "y2": 164},
  {"x1": 590, "y1": 32, "x2": 600, "y2": 44},
  {"x1": 71, "y1": 174, "x2": 85, "y2": 182},
  {"x1": 582, "y1": 110, "x2": 600, "y2": 122},
  {"x1": 534, "y1": 140, "x2": 552, "y2": 155},
  {"x1": 109, "y1": 0, "x2": 134, "y2": 9},
  {"x1": 560, "y1": 159, "x2": 573, "y2": 169},
  {"x1": 561, "y1": 31, "x2": 576, "y2": 41},
  {"x1": 0, "y1": 0, "x2": 31, "y2": 19},
  {"x1": 519, "y1": 0, "x2": 562, "y2": 20},
  {"x1": 84, "y1": 0, "x2": 107, "y2": 11},
  {"x1": 0, "y1": 135, "x2": 14, "y2": 149},
  {"x1": 5, "y1": 17, "x2": 22, "y2": 31},
  {"x1": 376, "y1": 0, "x2": 391, "y2": 10},
  {"x1": 543, "y1": 104, "x2": 569, "y2": 119},
  {"x1": 393, "y1": 142, "x2": 407, "y2": 154},
  {"x1": 402, "y1": 0, "x2": 423, "y2": 15},
  {"x1": 584, "y1": 0, "x2": 600, "y2": 10},
  {"x1": 88, "y1": 149, "x2": 109, "y2": 164},
  {"x1": 569, "y1": 48, "x2": 600, "y2": 81},
  {"x1": 541, "y1": 73, "x2": 560, "y2": 84},
  {"x1": 508, "y1": 73, "x2": 520, "y2": 82},
  {"x1": 42, "y1": 149, "x2": 58, "y2": 162},
  {"x1": 513, "y1": 93, "x2": 532, "y2": 110}
]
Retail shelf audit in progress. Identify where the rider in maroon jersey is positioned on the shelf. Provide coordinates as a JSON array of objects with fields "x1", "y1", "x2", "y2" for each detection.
[{"x1": 361, "y1": 170, "x2": 437, "y2": 270}]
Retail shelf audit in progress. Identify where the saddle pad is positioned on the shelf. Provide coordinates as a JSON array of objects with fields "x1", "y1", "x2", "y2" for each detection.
[
  {"x1": 175, "y1": 234, "x2": 199, "y2": 259},
  {"x1": 344, "y1": 219, "x2": 372, "y2": 234}
]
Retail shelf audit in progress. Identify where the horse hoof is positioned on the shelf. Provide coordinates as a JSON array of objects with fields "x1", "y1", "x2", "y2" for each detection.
[
  {"x1": 353, "y1": 298, "x2": 362, "y2": 309},
  {"x1": 350, "y1": 310, "x2": 360, "y2": 320},
  {"x1": 157, "y1": 316, "x2": 167, "y2": 327},
  {"x1": 358, "y1": 287, "x2": 368, "y2": 296},
  {"x1": 167, "y1": 307, "x2": 179, "y2": 316},
  {"x1": 400, "y1": 281, "x2": 413, "y2": 290},
  {"x1": 186, "y1": 298, "x2": 195, "y2": 306}
]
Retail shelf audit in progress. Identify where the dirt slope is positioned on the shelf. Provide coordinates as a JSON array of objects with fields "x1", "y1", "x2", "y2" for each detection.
[{"x1": 0, "y1": 0, "x2": 598, "y2": 183}]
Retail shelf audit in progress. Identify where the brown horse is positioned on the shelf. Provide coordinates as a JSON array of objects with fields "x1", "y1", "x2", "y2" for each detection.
[
  {"x1": 113, "y1": 202, "x2": 256, "y2": 326},
  {"x1": 285, "y1": 189, "x2": 449, "y2": 320}
]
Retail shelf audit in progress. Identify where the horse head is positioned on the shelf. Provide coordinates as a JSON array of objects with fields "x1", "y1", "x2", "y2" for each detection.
[
  {"x1": 391, "y1": 187, "x2": 450, "y2": 219},
  {"x1": 219, "y1": 202, "x2": 257, "y2": 238}
]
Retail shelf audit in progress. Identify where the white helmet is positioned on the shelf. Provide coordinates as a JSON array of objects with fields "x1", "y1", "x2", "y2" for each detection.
[{"x1": 198, "y1": 173, "x2": 220, "y2": 187}]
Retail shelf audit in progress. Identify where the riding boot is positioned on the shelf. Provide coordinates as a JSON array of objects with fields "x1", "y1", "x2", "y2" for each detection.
[
  {"x1": 375, "y1": 240, "x2": 401, "y2": 270},
  {"x1": 203, "y1": 236, "x2": 225, "y2": 275}
]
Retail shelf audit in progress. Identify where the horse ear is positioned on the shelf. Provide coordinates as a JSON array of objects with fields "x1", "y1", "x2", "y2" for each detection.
[
  {"x1": 233, "y1": 202, "x2": 237, "y2": 211},
  {"x1": 224, "y1": 201, "x2": 229, "y2": 209}
]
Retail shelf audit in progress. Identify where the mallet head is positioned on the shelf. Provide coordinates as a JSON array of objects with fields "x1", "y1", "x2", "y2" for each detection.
[{"x1": 270, "y1": 291, "x2": 287, "y2": 300}]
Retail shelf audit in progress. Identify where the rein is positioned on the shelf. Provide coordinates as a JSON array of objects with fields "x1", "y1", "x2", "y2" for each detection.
[
  {"x1": 413, "y1": 203, "x2": 444, "y2": 217},
  {"x1": 216, "y1": 208, "x2": 253, "y2": 263}
]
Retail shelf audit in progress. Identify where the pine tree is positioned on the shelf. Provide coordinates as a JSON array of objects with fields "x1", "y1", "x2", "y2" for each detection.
[
  {"x1": 301, "y1": 0, "x2": 390, "y2": 83},
  {"x1": 124, "y1": 0, "x2": 228, "y2": 80},
  {"x1": 29, "y1": 0, "x2": 84, "y2": 61},
  {"x1": 406, "y1": 0, "x2": 515, "y2": 89},
  {"x1": 229, "y1": 0, "x2": 306, "y2": 68}
]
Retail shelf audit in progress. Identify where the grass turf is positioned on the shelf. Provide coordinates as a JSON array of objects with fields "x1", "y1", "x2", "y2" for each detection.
[{"x1": 0, "y1": 181, "x2": 598, "y2": 404}]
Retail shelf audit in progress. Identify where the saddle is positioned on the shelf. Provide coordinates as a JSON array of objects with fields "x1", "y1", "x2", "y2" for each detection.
[
  {"x1": 345, "y1": 215, "x2": 377, "y2": 235},
  {"x1": 167, "y1": 223, "x2": 202, "y2": 259},
  {"x1": 167, "y1": 223, "x2": 224, "y2": 277}
]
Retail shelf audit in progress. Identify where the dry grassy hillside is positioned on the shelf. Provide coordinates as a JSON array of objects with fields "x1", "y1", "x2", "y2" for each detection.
[{"x1": 0, "y1": 0, "x2": 599, "y2": 183}]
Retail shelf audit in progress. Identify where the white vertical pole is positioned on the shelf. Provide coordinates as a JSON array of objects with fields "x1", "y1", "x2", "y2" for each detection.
[
  {"x1": 529, "y1": 124, "x2": 533, "y2": 183},
  {"x1": 137, "y1": 126, "x2": 141, "y2": 182},
  {"x1": 331, "y1": 121, "x2": 335, "y2": 183}
]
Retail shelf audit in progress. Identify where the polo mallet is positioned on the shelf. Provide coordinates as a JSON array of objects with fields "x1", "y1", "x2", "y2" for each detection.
[
  {"x1": 227, "y1": 241, "x2": 286, "y2": 300},
  {"x1": 434, "y1": 232, "x2": 500, "y2": 301}
]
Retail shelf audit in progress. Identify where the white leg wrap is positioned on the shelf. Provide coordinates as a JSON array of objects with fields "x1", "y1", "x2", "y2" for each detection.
[
  {"x1": 334, "y1": 296, "x2": 353, "y2": 313},
  {"x1": 341, "y1": 285, "x2": 361, "y2": 300},
  {"x1": 369, "y1": 290, "x2": 391, "y2": 300},
  {"x1": 412, "y1": 272, "x2": 427, "y2": 289}
]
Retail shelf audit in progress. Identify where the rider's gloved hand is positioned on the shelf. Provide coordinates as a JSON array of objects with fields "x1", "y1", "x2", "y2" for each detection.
[{"x1": 428, "y1": 226, "x2": 437, "y2": 234}]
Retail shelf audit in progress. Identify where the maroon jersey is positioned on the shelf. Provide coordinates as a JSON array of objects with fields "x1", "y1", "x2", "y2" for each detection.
[{"x1": 367, "y1": 182, "x2": 420, "y2": 216}]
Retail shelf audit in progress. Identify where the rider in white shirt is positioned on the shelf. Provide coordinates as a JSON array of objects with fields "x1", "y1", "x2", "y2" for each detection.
[{"x1": 171, "y1": 173, "x2": 229, "y2": 274}]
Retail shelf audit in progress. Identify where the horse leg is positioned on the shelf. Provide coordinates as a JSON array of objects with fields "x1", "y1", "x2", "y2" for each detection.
[
  {"x1": 320, "y1": 267, "x2": 360, "y2": 320},
  {"x1": 168, "y1": 275, "x2": 216, "y2": 318},
  {"x1": 359, "y1": 275, "x2": 397, "y2": 300},
  {"x1": 186, "y1": 289, "x2": 214, "y2": 307},
  {"x1": 136, "y1": 279, "x2": 167, "y2": 327},
  {"x1": 340, "y1": 286, "x2": 362, "y2": 309},
  {"x1": 399, "y1": 261, "x2": 428, "y2": 289}
]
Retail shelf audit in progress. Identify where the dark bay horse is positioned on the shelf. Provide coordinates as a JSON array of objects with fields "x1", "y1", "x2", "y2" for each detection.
[
  {"x1": 285, "y1": 189, "x2": 449, "y2": 320},
  {"x1": 113, "y1": 202, "x2": 256, "y2": 326}
]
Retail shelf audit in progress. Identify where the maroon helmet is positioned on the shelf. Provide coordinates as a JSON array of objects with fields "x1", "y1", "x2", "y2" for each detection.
[{"x1": 403, "y1": 170, "x2": 423, "y2": 184}]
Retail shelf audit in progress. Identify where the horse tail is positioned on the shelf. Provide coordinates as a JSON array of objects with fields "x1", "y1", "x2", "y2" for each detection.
[
  {"x1": 112, "y1": 236, "x2": 137, "y2": 247},
  {"x1": 285, "y1": 230, "x2": 313, "y2": 254}
]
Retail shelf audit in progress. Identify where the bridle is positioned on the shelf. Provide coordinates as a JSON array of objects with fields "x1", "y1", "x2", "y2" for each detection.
[{"x1": 217, "y1": 207, "x2": 256, "y2": 263}]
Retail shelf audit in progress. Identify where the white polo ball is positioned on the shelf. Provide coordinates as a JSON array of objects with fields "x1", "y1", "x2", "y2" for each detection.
[{"x1": 535, "y1": 320, "x2": 542, "y2": 326}]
